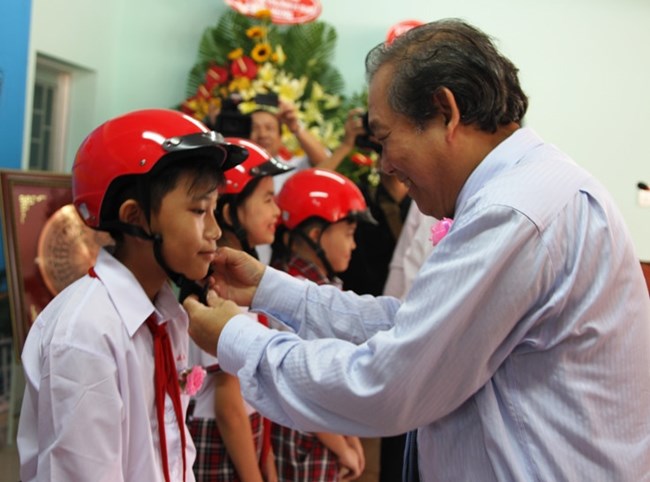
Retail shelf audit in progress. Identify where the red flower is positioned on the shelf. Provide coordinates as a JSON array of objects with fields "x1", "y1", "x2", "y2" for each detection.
[
  {"x1": 350, "y1": 152, "x2": 374, "y2": 167},
  {"x1": 196, "y1": 84, "x2": 211, "y2": 100},
  {"x1": 205, "y1": 65, "x2": 229, "y2": 91},
  {"x1": 230, "y1": 56, "x2": 258, "y2": 80},
  {"x1": 179, "y1": 98, "x2": 196, "y2": 115}
]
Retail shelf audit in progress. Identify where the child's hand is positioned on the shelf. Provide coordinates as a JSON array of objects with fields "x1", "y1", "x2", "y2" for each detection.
[
  {"x1": 335, "y1": 444, "x2": 363, "y2": 480},
  {"x1": 345, "y1": 436, "x2": 366, "y2": 474},
  {"x1": 262, "y1": 449, "x2": 278, "y2": 482}
]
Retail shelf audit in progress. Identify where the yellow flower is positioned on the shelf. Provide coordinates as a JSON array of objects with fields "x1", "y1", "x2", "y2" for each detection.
[
  {"x1": 321, "y1": 93, "x2": 341, "y2": 110},
  {"x1": 254, "y1": 8, "x2": 272, "y2": 20},
  {"x1": 313, "y1": 120, "x2": 340, "y2": 150},
  {"x1": 228, "y1": 48, "x2": 244, "y2": 60},
  {"x1": 275, "y1": 73, "x2": 307, "y2": 101},
  {"x1": 246, "y1": 26, "x2": 266, "y2": 39},
  {"x1": 229, "y1": 76, "x2": 251, "y2": 93},
  {"x1": 238, "y1": 100, "x2": 258, "y2": 114},
  {"x1": 303, "y1": 100, "x2": 325, "y2": 125},
  {"x1": 271, "y1": 45, "x2": 286, "y2": 66},
  {"x1": 251, "y1": 43, "x2": 272, "y2": 63},
  {"x1": 310, "y1": 82, "x2": 325, "y2": 101}
]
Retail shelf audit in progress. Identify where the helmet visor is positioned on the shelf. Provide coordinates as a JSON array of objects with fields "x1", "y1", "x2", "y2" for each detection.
[
  {"x1": 249, "y1": 157, "x2": 295, "y2": 178},
  {"x1": 349, "y1": 209, "x2": 378, "y2": 225},
  {"x1": 162, "y1": 131, "x2": 248, "y2": 171}
]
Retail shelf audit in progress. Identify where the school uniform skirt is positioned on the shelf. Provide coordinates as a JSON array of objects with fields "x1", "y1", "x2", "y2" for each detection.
[
  {"x1": 271, "y1": 422, "x2": 340, "y2": 481},
  {"x1": 188, "y1": 412, "x2": 262, "y2": 482}
]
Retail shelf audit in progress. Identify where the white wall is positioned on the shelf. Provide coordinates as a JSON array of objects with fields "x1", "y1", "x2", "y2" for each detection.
[
  {"x1": 27, "y1": 0, "x2": 228, "y2": 169},
  {"x1": 28, "y1": 0, "x2": 650, "y2": 258},
  {"x1": 322, "y1": 0, "x2": 650, "y2": 259}
]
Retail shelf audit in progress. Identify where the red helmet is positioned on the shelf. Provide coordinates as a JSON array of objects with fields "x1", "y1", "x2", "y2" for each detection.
[
  {"x1": 277, "y1": 168, "x2": 376, "y2": 229},
  {"x1": 219, "y1": 137, "x2": 293, "y2": 195},
  {"x1": 72, "y1": 108, "x2": 248, "y2": 229}
]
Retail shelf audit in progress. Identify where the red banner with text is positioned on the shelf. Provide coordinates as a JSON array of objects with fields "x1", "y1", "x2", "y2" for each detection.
[{"x1": 225, "y1": 0, "x2": 322, "y2": 24}]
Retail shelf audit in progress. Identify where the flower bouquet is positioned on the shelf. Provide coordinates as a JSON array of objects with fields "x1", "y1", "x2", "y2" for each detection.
[{"x1": 180, "y1": 9, "x2": 348, "y2": 155}]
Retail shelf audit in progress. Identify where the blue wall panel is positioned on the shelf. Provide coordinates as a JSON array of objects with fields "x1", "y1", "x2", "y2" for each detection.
[{"x1": 0, "y1": 0, "x2": 32, "y2": 280}]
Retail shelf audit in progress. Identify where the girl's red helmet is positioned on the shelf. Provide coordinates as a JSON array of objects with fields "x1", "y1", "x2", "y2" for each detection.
[
  {"x1": 72, "y1": 108, "x2": 248, "y2": 229},
  {"x1": 219, "y1": 137, "x2": 293, "y2": 195},
  {"x1": 277, "y1": 168, "x2": 377, "y2": 229}
]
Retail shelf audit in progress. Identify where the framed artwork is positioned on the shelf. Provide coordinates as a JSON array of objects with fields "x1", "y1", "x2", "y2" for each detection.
[{"x1": 0, "y1": 169, "x2": 111, "y2": 356}]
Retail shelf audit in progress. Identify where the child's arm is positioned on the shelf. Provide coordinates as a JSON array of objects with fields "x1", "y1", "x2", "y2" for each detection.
[
  {"x1": 214, "y1": 372, "x2": 264, "y2": 482},
  {"x1": 345, "y1": 436, "x2": 366, "y2": 477},
  {"x1": 314, "y1": 432, "x2": 364, "y2": 479},
  {"x1": 261, "y1": 447, "x2": 278, "y2": 482}
]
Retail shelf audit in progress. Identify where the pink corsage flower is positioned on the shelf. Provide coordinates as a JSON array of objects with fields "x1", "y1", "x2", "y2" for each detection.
[
  {"x1": 430, "y1": 217, "x2": 454, "y2": 246},
  {"x1": 179, "y1": 365, "x2": 206, "y2": 396}
]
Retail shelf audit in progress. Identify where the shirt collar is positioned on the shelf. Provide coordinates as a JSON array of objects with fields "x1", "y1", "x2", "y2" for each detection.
[
  {"x1": 91, "y1": 248, "x2": 185, "y2": 337},
  {"x1": 455, "y1": 127, "x2": 544, "y2": 216}
]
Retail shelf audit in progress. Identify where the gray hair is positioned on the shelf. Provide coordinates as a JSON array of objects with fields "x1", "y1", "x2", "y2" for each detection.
[{"x1": 365, "y1": 19, "x2": 528, "y2": 133}]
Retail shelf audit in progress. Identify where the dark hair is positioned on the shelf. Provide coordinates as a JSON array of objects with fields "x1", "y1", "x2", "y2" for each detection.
[
  {"x1": 365, "y1": 18, "x2": 528, "y2": 133},
  {"x1": 269, "y1": 216, "x2": 329, "y2": 268},
  {"x1": 215, "y1": 175, "x2": 263, "y2": 230},
  {"x1": 102, "y1": 154, "x2": 224, "y2": 242}
]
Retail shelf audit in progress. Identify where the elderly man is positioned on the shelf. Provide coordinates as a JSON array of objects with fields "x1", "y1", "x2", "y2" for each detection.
[{"x1": 184, "y1": 19, "x2": 650, "y2": 481}]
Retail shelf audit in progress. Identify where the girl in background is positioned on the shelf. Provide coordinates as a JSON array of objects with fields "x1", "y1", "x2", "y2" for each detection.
[
  {"x1": 187, "y1": 138, "x2": 292, "y2": 482},
  {"x1": 270, "y1": 168, "x2": 375, "y2": 481}
]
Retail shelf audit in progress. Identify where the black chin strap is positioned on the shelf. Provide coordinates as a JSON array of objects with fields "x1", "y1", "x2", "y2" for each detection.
[
  {"x1": 102, "y1": 220, "x2": 210, "y2": 303},
  {"x1": 294, "y1": 228, "x2": 336, "y2": 280},
  {"x1": 151, "y1": 234, "x2": 211, "y2": 303}
]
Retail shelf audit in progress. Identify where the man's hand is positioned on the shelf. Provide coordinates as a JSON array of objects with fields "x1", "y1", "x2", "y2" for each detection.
[
  {"x1": 183, "y1": 290, "x2": 241, "y2": 356},
  {"x1": 277, "y1": 100, "x2": 302, "y2": 134},
  {"x1": 210, "y1": 247, "x2": 266, "y2": 307},
  {"x1": 341, "y1": 108, "x2": 366, "y2": 148}
]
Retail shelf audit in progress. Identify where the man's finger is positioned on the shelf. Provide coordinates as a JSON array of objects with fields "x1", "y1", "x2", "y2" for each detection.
[
  {"x1": 205, "y1": 289, "x2": 220, "y2": 307},
  {"x1": 182, "y1": 294, "x2": 200, "y2": 312}
]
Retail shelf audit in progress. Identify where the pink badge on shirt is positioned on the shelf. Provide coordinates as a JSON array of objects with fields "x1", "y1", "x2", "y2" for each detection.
[
  {"x1": 430, "y1": 218, "x2": 454, "y2": 246},
  {"x1": 179, "y1": 365, "x2": 206, "y2": 396}
]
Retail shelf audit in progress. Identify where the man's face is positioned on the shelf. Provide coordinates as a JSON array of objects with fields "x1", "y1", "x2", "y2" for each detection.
[
  {"x1": 367, "y1": 65, "x2": 458, "y2": 219},
  {"x1": 250, "y1": 111, "x2": 282, "y2": 157}
]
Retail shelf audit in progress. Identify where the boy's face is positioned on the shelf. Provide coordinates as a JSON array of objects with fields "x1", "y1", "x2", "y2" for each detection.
[
  {"x1": 150, "y1": 172, "x2": 221, "y2": 281},
  {"x1": 319, "y1": 220, "x2": 357, "y2": 273},
  {"x1": 237, "y1": 176, "x2": 280, "y2": 247}
]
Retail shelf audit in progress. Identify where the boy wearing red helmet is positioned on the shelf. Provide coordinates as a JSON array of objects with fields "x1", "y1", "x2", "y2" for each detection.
[
  {"x1": 17, "y1": 109, "x2": 247, "y2": 482},
  {"x1": 269, "y1": 168, "x2": 375, "y2": 481},
  {"x1": 186, "y1": 138, "x2": 291, "y2": 482}
]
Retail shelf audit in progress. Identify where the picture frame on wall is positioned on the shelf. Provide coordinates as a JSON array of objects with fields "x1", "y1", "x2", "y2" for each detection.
[{"x1": 0, "y1": 169, "x2": 73, "y2": 357}]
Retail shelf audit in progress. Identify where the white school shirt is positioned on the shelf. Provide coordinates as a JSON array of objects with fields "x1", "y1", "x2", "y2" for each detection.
[
  {"x1": 383, "y1": 202, "x2": 436, "y2": 299},
  {"x1": 188, "y1": 308, "x2": 260, "y2": 418},
  {"x1": 218, "y1": 128, "x2": 650, "y2": 480},
  {"x1": 18, "y1": 248, "x2": 196, "y2": 482}
]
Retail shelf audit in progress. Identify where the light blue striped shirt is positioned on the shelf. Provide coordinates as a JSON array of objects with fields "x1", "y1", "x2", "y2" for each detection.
[{"x1": 219, "y1": 128, "x2": 650, "y2": 480}]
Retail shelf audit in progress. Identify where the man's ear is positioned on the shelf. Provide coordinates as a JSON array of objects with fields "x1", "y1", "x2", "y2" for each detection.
[
  {"x1": 118, "y1": 199, "x2": 147, "y2": 228},
  {"x1": 432, "y1": 87, "x2": 461, "y2": 135}
]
